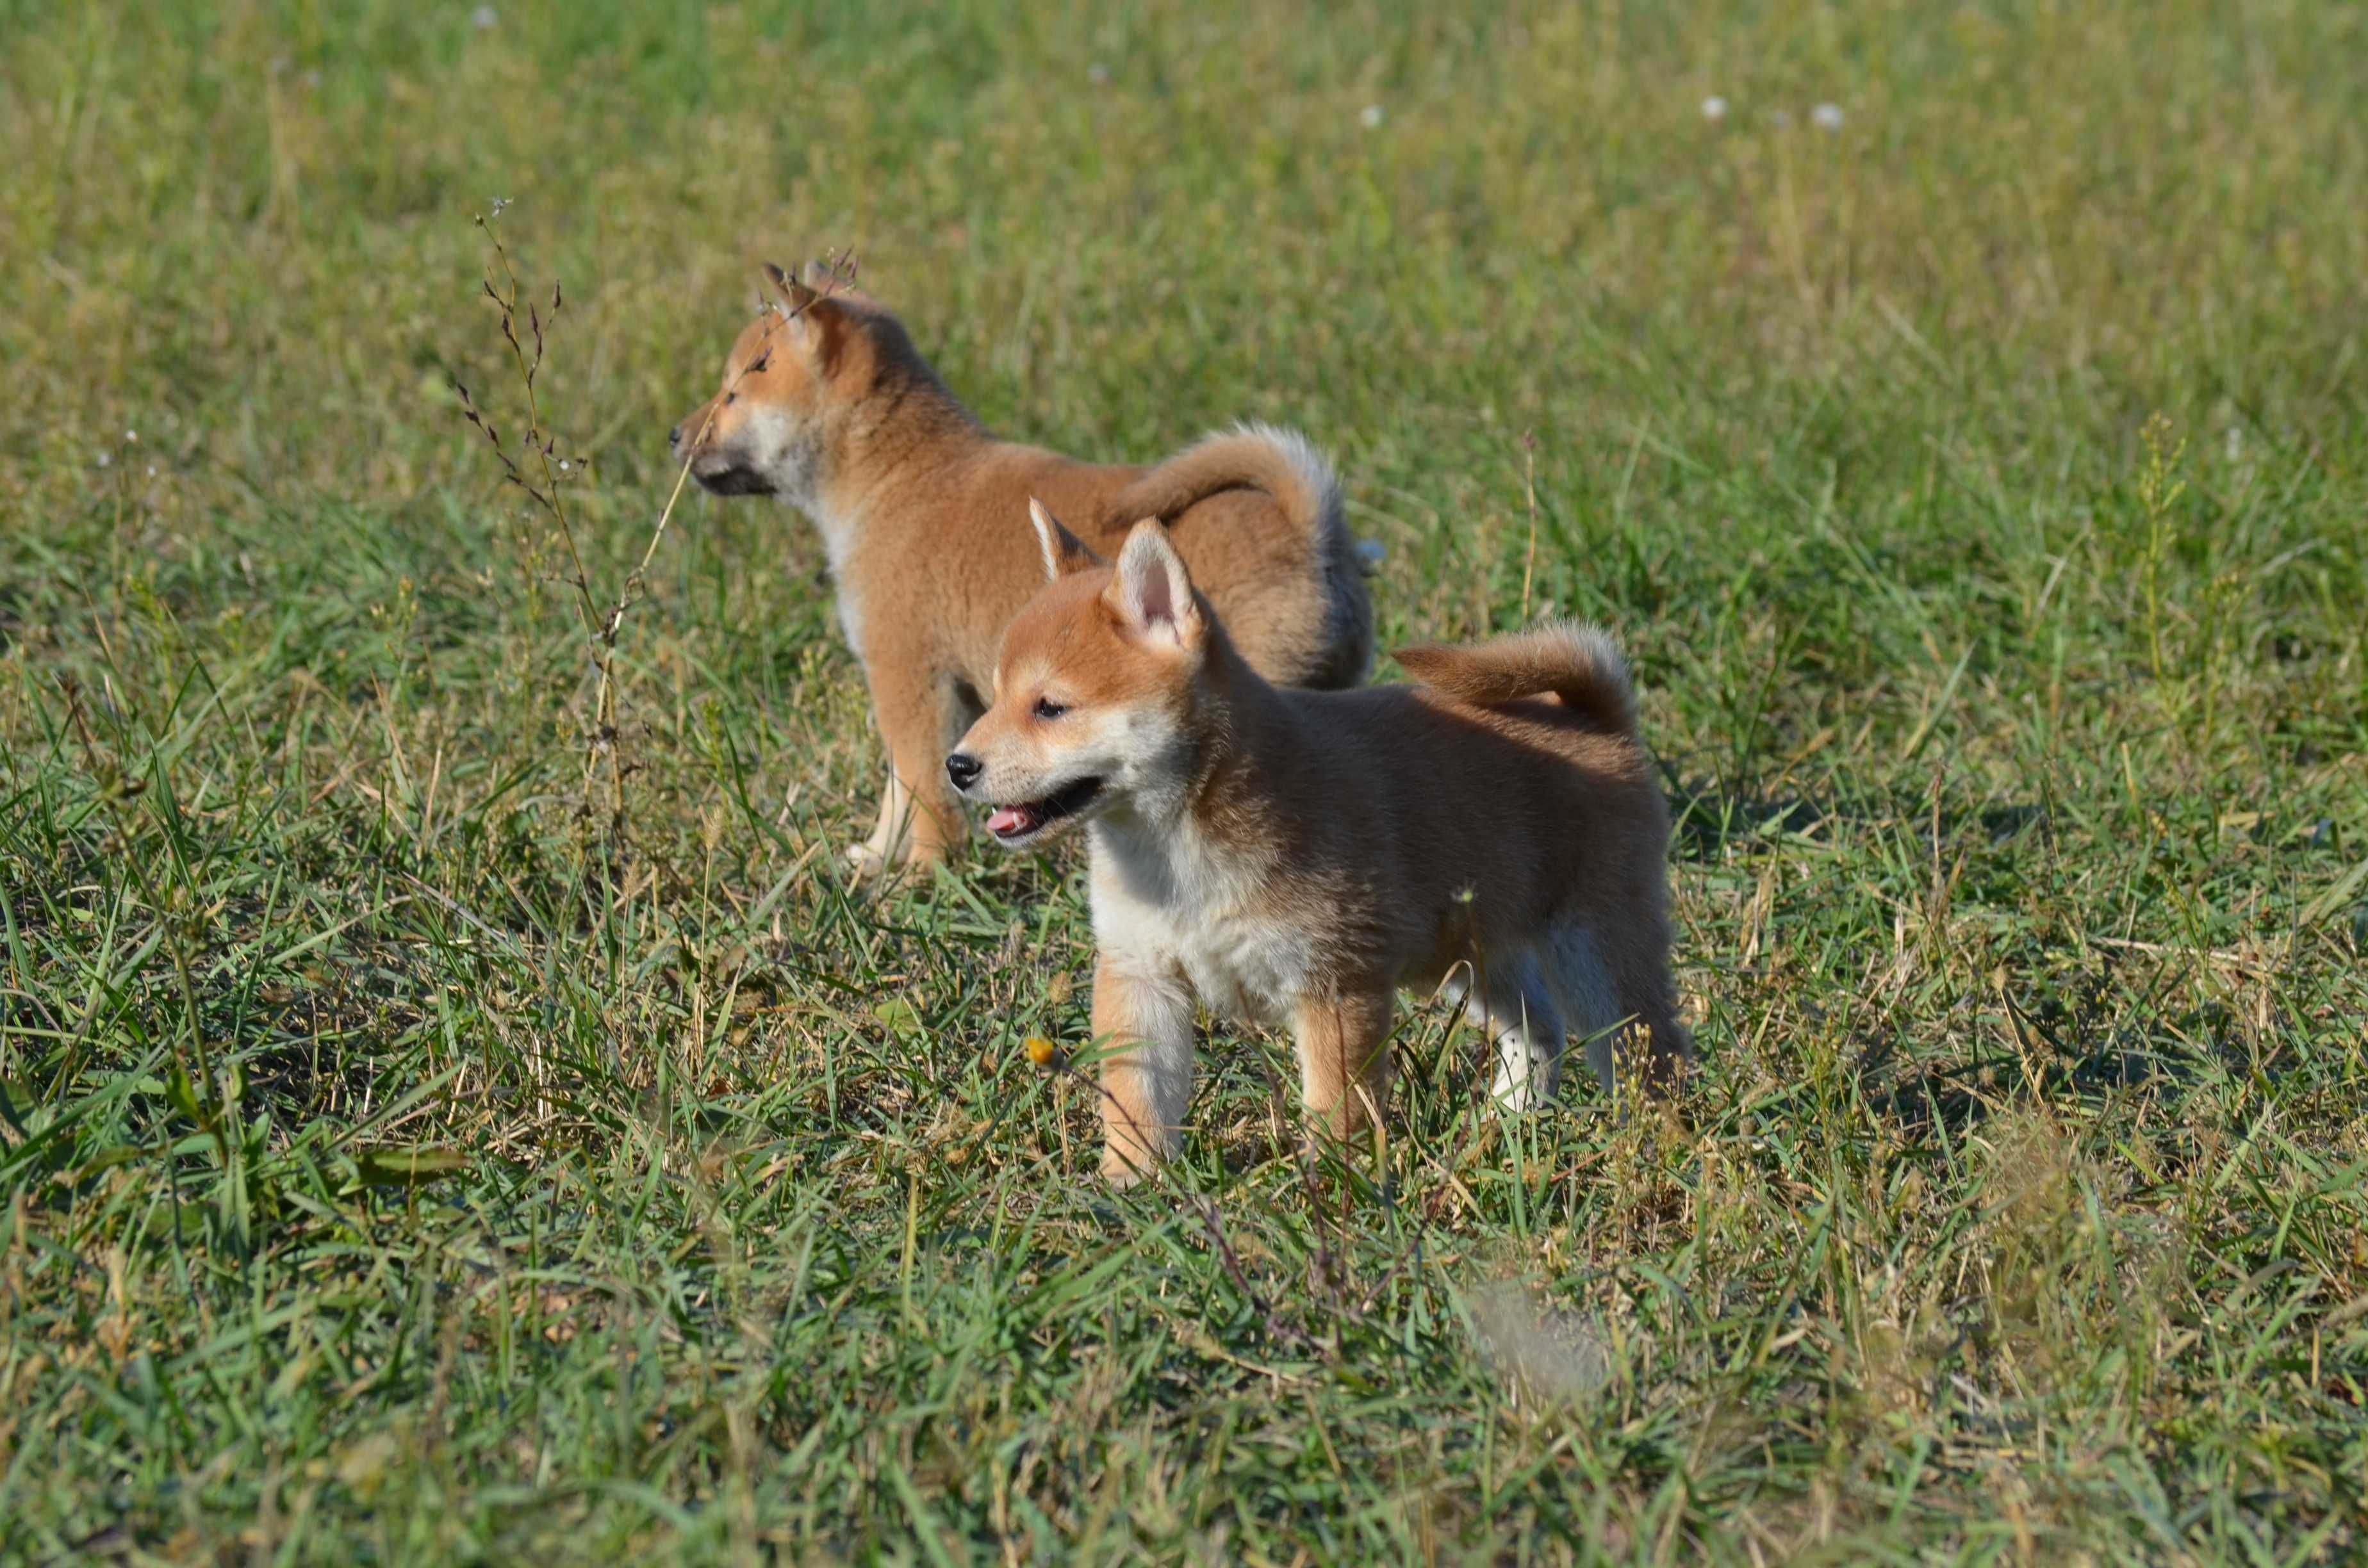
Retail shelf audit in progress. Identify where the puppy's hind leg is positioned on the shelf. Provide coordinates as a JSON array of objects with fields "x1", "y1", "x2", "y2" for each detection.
[
  {"x1": 1540, "y1": 919, "x2": 1693, "y2": 1096},
  {"x1": 1456, "y1": 951, "x2": 1567, "y2": 1111},
  {"x1": 1536, "y1": 922, "x2": 1627, "y2": 1095},
  {"x1": 1606, "y1": 922, "x2": 1693, "y2": 1095}
]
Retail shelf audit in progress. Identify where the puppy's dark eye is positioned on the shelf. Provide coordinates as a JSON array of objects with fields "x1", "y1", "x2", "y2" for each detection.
[
  {"x1": 724, "y1": 392, "x2": 738, "y2": 405},
  {"x1": 1033, "y1": 697, "x2": 1067, "y2": 721}
]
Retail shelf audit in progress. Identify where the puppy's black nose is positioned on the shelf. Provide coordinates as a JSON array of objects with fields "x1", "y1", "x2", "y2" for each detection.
[{"x1": 944, "y1": 753, "x2": 983, "y2": 790}]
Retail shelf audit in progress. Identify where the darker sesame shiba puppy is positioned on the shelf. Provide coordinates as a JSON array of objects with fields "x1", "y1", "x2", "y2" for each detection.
[
  {"x1": 947, "y1": 509, "x2": 1690, "y2": 1185},
  {"x1": 669, "y1": 266, "x2": 1372, "y2": 874}
]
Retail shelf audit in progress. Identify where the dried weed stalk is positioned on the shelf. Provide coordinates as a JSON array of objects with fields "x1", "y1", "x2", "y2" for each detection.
[{"x1": 450, "y1": 212, "x2": 857, "y2": 854}]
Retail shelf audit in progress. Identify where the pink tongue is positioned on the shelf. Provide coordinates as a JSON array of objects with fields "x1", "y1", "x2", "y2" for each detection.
[{"x1": 989, "y1": 804, "x2": 1036, "y2": 836}]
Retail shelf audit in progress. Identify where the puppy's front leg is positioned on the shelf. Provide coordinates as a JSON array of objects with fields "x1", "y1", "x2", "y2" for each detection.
[
  {"x1": 850, "y1": 653, "x2": 966, "y2": 875},
  {"x1": 1090, "y1": 955, "x2": 1195, "y2": 1188},
  {"x1": 850, "y1": 768, "x2": 916, "y2": 879},
  {"x1": 1294, "y1": 987, "x2": 1395, "y2": 1147}
]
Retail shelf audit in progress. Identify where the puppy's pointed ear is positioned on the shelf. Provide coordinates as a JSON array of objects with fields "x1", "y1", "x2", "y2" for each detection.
[
  {"x1": 804, "y1": 256, "x2": 871, "y2": 302},
  {"x1": 758, "y1": 263, "x2": 844, "y2": 370},
  {"x1": 762, "y1": 261, "x2": 820, "y2": 313},
  {"x1": 1105, "y1": 519, "x2": 1203, "y2": 651},
  {"x1": 1029, "y1": 498, "x2": 1105, "y2": 582}
]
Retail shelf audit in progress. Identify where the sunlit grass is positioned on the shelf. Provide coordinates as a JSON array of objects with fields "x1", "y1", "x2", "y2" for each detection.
[{"x1": 2, "y1": 1, "x2": 2364, "y2": 1561}]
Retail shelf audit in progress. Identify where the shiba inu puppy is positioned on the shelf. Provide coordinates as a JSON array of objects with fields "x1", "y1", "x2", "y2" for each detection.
[
  {"x1": 669, "y1": 266, "x2": 1372, "y2": 874},
  {"x1": 948, "y1": 510, "x2": 1691, "y2": 1185}
]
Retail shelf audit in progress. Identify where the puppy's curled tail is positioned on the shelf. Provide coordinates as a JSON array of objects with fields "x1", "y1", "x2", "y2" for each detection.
[
  {"x1": 1105, "y1": 422, "x2": 1348, "y2": 554},
  {"x1": 1395, "y1": 623, "x2": 1638, "y2": 734},
  {"x1": 1110, "y1": 422, "x2": 1374, "y2": 689}
]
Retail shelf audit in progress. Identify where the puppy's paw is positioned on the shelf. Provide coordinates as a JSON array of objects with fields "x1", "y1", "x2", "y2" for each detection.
[
  {"x1": 1098, "y1": 1147, "x2": 1158, "y2": 1189},
  {"x1": 898, "y1": 838, "x2": 951, "y2": 873},
  {"x1": 844, "y1": 840, "x2": 889, "y2": 879},
  {"x1": 1490, "y1": 1073, "x2": 1540, "y2": 1114}
]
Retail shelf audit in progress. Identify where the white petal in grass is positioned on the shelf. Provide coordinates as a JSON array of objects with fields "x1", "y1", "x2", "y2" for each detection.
[
  {"x1": 1468, "y1": 1286, "x2": 1613, "y2": 1407},
  {"x1": 1701, "y1": 95, "x2": 1728, "y2": 122},
  {"x1": 1812, "y1": 102, "x2": 1844, "y2": 131},
  {"x1": 1360, "y1": 104, "x2": 1385, "y2": 129}
]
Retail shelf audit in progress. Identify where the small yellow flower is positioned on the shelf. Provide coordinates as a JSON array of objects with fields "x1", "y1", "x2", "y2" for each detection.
[{"x1": 1023, "y1": 1036, "x2": 1061, "y2": 1068}]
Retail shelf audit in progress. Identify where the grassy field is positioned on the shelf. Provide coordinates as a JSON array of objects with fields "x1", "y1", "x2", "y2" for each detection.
[{"x1": 4, "y1": 0, "x2": 2367, "y2": 1560}]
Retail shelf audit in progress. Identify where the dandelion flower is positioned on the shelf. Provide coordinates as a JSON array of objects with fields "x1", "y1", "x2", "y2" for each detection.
[
  {"x1": 1811, "y1": 102, "x2": 1844, "y2": 131},
  {"x1": 1023, "y1": 1036, "x2": 1061, "y2": 1068},
  {"x1": 1700, "y1": 95, "x2": 1727, "y2": 122}
]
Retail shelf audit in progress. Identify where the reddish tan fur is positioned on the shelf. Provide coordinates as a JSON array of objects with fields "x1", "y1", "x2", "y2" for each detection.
[
  {"x1": 950, "y1": 519, "x2": 1690, "y2": 1185},
  {"x1": 670, "y1": 267, "x2": 1371, "y2": 873}
]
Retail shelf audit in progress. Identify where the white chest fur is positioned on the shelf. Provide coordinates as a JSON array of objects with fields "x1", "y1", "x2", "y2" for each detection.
[
  {"x1": 789, "y1": 494, "x2": 867, "y2": 658},
  {"x1": 1088, "y1": 817, "x2": 1313, "y2": 1025}
]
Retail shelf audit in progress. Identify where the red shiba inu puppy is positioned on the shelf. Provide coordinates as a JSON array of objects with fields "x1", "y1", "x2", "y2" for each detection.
[
  {"x1": 670, "y1": 266, "x2": 1372, "y2": 874},
  {"x1": 948, "y1": 510, "x2": 1691, "y2": 1185}
]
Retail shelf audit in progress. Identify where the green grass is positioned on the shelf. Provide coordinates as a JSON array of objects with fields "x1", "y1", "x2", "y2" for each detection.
[{"x1": 4, "y1": 0, "x2": 2366, "y2": 1560}]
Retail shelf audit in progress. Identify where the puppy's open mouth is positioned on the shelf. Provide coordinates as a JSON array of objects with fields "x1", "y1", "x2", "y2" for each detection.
[
  {"x1": 983, "y1": 776, "x2": 1103, "y2": 844},
  {"x1": 691, "y1": 462, "x2": 773, "y2": 497}
]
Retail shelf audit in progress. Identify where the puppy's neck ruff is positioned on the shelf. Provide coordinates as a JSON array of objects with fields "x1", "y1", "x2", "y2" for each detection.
[
  {"x1": 1079, "y1": 643, "x2": 1317, "y2": 1022},
  {"x1": 1089, "y1": 801, "x2": 1253, "y2": 913},
  {"x1": 1105, "y1": 642, "x2": 1286, "y2": 860},
  {"x1": 804, "y1": 392, "x2": 991, "y2": 566}
]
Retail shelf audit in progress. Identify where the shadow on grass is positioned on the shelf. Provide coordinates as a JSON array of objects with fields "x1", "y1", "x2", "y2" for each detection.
[{"x1": 1666, "y1": 769, "x2": 2051, "y2": 864}]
